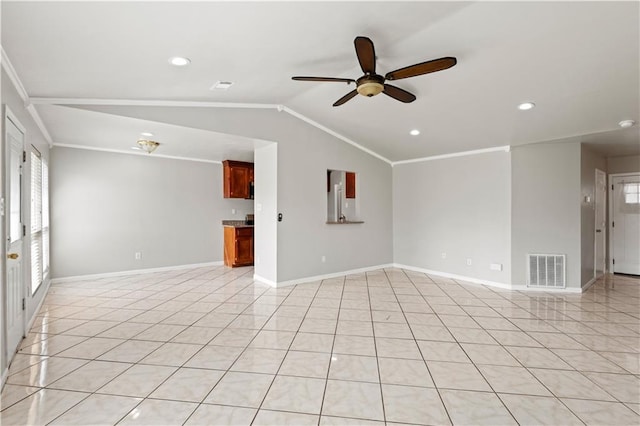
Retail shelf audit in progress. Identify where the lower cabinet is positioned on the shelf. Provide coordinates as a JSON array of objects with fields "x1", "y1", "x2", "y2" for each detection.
[{"x1": 224, "y1": 226, "x2": 254, "y2": 267}]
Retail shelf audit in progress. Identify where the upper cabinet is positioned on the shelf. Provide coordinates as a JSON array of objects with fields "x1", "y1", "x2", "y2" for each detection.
[
  {"x1": 223, "y1": 160, "x2": 254, "y2": 199},
  {"x1": 345, "y1": 172, "x2": 356, "y2": 199}
]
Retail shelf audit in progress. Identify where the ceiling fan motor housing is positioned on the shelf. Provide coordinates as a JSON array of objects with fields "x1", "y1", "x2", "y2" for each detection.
[{"x1": 356, "y1": 74, "x2": 384, "y2": 97}]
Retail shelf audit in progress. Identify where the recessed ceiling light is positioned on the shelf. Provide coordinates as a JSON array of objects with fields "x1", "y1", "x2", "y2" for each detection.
[
  {"x1": 169, "y1": 56, "x2": 190, "y2": 67},
  {"x1": 518, "y1": 102, "x2": 535, "y2": 111},
  {"x1": 409, "y1": 129, "x2": 420, "y2": 136},
  {"x1": 211, "y1": 81, "x2": 234, "y2": 90},
  {"x1": 618, "y1": 119, "x2": 635, "y2": 128},
  {"x1": 140, "y1": 132, "x2": 154, "y2": 137}
]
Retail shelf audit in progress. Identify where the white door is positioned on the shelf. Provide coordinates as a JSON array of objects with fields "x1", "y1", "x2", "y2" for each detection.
[
  {"x1": 594, "y1": 169, "x2": 606, "y2": 277},
  {"x1": 5, "y1": 113, "x2": 25, "y2": 359},
  {"x1": 611, "y1": 174, "x2": 640, "y2": 275}
]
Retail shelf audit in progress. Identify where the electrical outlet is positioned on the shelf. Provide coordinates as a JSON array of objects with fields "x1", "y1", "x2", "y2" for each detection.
[
  {"x1": 441, "y1": 252, "x2": 447, "y2": 259},
  {"x1": 490, "y1": 263, "x2": 503, "y2": 271},
  {"x1": 321, "y1": 255, "x2": 326, "y2": 263},
  {"x1": 466, "y1": 258, "x2": 472, "y2": 266},
  {"x1": 135, "y1": 252, "x2": 142, "y2": 260}
]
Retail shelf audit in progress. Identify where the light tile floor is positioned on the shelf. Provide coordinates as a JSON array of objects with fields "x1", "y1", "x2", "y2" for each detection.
[{"x1": 1, "y1": 266, "x2": 639, "y2": 425}]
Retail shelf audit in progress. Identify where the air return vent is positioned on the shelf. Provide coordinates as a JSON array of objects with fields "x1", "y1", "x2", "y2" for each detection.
[{"x1": 527, "y1": 254, "x2": 566, "y2": 288}]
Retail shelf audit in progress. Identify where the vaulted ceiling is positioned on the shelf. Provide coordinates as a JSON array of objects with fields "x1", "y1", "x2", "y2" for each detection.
[{"x1": 3, "y1": 1, "x2": 639, "y2": 162}]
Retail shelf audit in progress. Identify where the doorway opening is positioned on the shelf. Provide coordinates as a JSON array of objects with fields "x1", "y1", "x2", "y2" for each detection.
[{"x1": 609, "y1": 173, "x2": 640, "y2": 275}]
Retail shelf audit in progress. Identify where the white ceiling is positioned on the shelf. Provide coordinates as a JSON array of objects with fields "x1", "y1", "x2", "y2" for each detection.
[{"x1": 3, "y1": 1, "x2": 639, "y2": 162}]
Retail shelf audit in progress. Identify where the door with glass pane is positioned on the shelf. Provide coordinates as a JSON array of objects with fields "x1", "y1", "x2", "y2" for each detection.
[
  {"x1": 611, "y1": 174, "x2": 640, "y2": 275},
  {"x1": 5, "y1": 112, "x2": 25, "y2": 359}
]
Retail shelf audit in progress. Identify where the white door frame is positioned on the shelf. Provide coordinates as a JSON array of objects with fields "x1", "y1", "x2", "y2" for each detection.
[
  {"x1": 3, "y1": 106, "x2": 27, "y2": 374},
  {"x1": 608, "y1": 172, "x2": 640, "y2": 273},
  {"x1": 594, "y1": 168, "x2": 607, "y2": 278}
]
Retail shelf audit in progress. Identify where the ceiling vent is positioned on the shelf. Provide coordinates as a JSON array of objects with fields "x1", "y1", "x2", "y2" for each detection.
[{"x1": 527, "y1": 254, "x2": 566, "y2": 288}]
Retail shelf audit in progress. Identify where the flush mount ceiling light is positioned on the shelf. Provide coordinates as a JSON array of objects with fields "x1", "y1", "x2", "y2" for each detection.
[
  {"x1": 210, "y1": 81, "x2": 234, "y2": 90},
  {"x1": 168, "y1": 56, "x2": 190, "y2": 66},
  {"x1": 618, "y1": 119, "x2": 636, "y2": 128},
  {"x1": 136, "y1": 139, "x2": 160, "y2": 154},
  {"x1": 140, "y1": 132, "x2": 154, "y2": 137},
  {"x1": 410, "y1": 129, "x2": 420, "y2": 136},
  {"x1": 518, "y1": 102, "x2": 536, "y2": 111}
]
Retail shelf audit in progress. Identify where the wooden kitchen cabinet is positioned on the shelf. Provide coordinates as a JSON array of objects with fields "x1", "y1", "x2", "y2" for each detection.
[
  {"x1": 223, "y1": 160, "x2": 254, "y2": 199},
  {"x1": 224, "y1": 226, "x2": 254, "y2": 267},
  {"x1": 345, "y1": 172, "x2": 356, "y2": 199}
]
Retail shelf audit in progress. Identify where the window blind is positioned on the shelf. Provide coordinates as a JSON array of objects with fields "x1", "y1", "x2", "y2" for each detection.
[{"x1": 30, "y1": 150, "x2": 43, "y2": 294}]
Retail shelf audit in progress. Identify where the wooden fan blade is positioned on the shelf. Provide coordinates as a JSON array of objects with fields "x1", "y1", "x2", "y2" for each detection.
[
  {"x1": 354, "y1": 36, "x2": 376, "y2": 74},
  {"x1": 333, "y1": 90, "x2": 358, "y2": 107},
  {"x1": 292, "y1": 76, "x2": 356, "y2": 83},
  {"x1": 385, "y1": 57, "x2": 457, "y2": 81},
  {"x1": 383, "y1": 84, "x2": 416, "y2": 103}
]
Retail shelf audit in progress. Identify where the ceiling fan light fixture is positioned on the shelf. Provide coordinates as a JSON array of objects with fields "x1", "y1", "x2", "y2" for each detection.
[
  {"x1": 292, "y1": 36, "x2": 456, "y2": 106},
  {"x1": 618, "y1": 119, "x2": 635, "y2": 128},
  {"x1": 137, "y1": 139, "x2": 160, "y2": 154},
  {"x1": 357, "y1": 81, "x2": 384, "y2": 97},
  {"x1": 518, "y1": 102, "x2": 535, "y2": 111}
]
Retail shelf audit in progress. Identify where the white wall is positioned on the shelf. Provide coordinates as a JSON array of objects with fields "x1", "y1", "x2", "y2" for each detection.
[
  {"x1": 607, "y1": 155, "x2": 640, "y2": 174},
  {"x1": 50, "y1": 147, "x2": 253, "y2": 278},
  {"x1": 76, "y1": 106, "x2": 394, "y2": 283},
  {"x1": 511, "y1": 142, "x2": 582, "y2": 289},
  {"x1": 580, "y1": 145, "x2": 607, "y2": 286},
  {"x1": 393, "y1": 151, "x2": 512, "y2": 284}
]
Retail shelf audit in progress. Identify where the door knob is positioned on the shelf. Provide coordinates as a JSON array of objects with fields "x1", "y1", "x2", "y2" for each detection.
[{"x1": 7, "y1": 253, "x2": 19, "y2": 259}]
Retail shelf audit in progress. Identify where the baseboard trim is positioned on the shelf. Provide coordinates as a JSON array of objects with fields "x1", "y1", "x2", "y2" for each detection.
[
  {"x1": 51, "y1": 261, "x2": 224, "y2": 283},
  {"x1": 393, "y1": 263, "x2": 583, "y2": 293},
  {"x1": 253, "y1": 274, "x2": 277, "y2": 288},
  {"x1": 1, "y1": 366, "x2": 8, "y2": 388},
  {"x1": 394, "y1": 263, "x2": 512, "y2": 290},
  {"x1": 26, "y1": 278, "x2": 51, "y2": 332},
  {"x1": 581, "y1": 276, "x2": 598, "y2": 292},
  {"x1": 261, "y1": 264, "x2": 395, "y2": 288}
]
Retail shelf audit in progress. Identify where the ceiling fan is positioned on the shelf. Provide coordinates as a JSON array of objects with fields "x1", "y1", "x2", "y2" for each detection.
[{"x1": 292, "y1": 36, "x2": 457, "y2": 107}]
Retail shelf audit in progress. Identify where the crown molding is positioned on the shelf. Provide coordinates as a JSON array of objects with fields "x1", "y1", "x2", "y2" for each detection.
[
  {"x1": 53, "y1": 143, "x2": 223, "y2": 164},
  {"x1": 29, "y1": 97, "x2": 279, "y2": 110},
  {"x1": 1, "y1": 48, "x2": 29, "y2": 101},
  {"x1": 1, "y1": 48, "x2": 54, "y2": 147},
  {"x1": 391, "y1": 145, "x2": 511, "y2": 166}
]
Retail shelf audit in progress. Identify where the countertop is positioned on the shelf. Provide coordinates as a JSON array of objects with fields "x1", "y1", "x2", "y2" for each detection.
[
  {"x1": 222, "y1": 220, "x2": 254, "y2": 228},
  {"x1": 326, "y1": 221, "x2": 365, "y2": 225}
]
